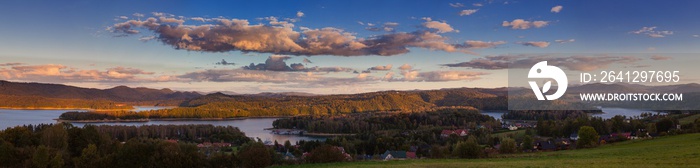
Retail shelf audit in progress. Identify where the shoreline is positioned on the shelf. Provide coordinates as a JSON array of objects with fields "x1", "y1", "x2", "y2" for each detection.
[
  {"x1": 303, "y1": 132, "x2": 355, "y2": 137},
  {"x1": 56, "y1": 116, "x2": 291, "y2": 123},
  {"x1": 0, "y1": 105, "x2": 177, "y2": 111}
]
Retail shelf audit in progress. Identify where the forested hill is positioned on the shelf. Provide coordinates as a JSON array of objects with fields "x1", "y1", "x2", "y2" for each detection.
[
  {"x1": 137, "y1": 87, "x2": 509, "y2": 117},
  {"x1": 0, "y1": 80, "x2": 201, "y2": 108}
]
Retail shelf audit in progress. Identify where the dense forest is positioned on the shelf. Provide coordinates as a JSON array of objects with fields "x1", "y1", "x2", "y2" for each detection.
[
  {"x1": 272, "y1": 109, "x2": 500, "y2": 134},
  {"x1": 0, "y1": 123, "x2": 257, "y2": 168},
  {"x1": 58, "y1": 88, "x2": 508, "y2": 120}
]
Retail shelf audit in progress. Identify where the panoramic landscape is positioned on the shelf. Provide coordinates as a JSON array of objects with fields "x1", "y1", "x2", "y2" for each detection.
[{"x1": 1, "y1": 0, "x2": 700, "y2": 167}]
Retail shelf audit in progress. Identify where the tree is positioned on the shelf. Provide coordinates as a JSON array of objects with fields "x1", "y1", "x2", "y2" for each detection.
[
  {"x1": 521, "y1": 135, "x2": 533, "y2": 151},
  {"x1": 499, "y1": 137, "x2": 517, "y2": 154},
  {"x1": 49, "y1": 152, "x2": 64, "y2": 168},
  {"x1": 656, "y1": 118, "x2": 675, "y2": 133},
  {"x1": 305, "y1": 144, "x2": 347, "y2": 163},
  {"x1": 32, "y1": 145, "x2": 51, "y2": 168},
  {"x1": 452, "y1": 136, "x2": 481, "y2": 159},
  {"x1": 74, "y1": 144, "x2": 101, "y2": 168},
  {"x1": 577, "y1": 126, "x2": 600, "y2": 148},
  {"x1": 238, "y1": 142, "x2": 272, "y2": 168}
]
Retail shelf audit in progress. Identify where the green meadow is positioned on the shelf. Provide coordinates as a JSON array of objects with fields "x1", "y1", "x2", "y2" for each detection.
[{"x1": 278, "y1": 133, "x2": 700, "y2": 168}]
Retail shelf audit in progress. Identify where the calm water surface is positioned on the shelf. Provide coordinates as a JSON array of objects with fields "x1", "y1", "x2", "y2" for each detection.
[{"x1": 0, "y1": 107, "x2": 325, "y2": 144}]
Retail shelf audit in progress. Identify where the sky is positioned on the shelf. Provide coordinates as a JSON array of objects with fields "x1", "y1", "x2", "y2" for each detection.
[{"x1": 1, "y1": 0, "x2": 699, "y2": 94}]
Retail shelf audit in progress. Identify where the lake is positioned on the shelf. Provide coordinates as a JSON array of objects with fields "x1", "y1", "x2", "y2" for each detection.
[
  {"x1": 480, "y1": 110, "x2": 505, "y2": 120},
  {"x1": 0, "y1": 107, "x2": 325, "y2": 144},
  {"x1": 592, "y1": 107, "x2": 660, "y2": 119},
  {"x1": 480, "y1": 108, "x2": 658, "y2": 120}
]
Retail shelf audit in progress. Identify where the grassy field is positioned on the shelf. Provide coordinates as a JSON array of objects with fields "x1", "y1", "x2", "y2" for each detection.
[
  {"x1": 679, "y1": 114, "x2": 700, "y2": 125},
  {"x1": 491, "y1": 129, "x2": 527, "y2": 139},
  {"x1": 277, "y1": 133, "x2": 700, "y2": 168}
]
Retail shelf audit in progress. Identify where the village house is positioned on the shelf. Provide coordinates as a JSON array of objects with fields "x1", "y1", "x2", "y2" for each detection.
[
  {"x1": 535, "y1": 140, "x2": 557, "y2": 151},
  {"x1": 380, "y1": 150, "x2": 416, "y2": 161}
]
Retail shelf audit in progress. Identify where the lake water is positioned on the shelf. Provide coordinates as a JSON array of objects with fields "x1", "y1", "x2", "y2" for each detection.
[
  {"x1": 480, "y1": 110, "x2": 505, "y2": 120},
  {"x1": 592, "y1": 107, "x2": 659, "y2": 119},
  {"x1": 480, "y1": 108, "x2": 657, "y2": 120},
  {"x1": 0, "y1": 107, "x2": 325, "y2": 144}
]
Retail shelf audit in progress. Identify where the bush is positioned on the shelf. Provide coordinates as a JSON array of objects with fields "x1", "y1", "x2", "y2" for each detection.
[
  {"x1": 452, "y1": 136, "x2": 482, "y2": 159},
  {"x1": 238, "y1": 142, "x2": 272, "y2": 168},
  {"x1": 305, "y1": 144, "x2": 347, "y2": 163},
  {"x1": 577, "y1": 126, "x2": 599, "y2": 148},
  {"x1": 499, "y1": 138, "x2": 517, "y2": 154}
]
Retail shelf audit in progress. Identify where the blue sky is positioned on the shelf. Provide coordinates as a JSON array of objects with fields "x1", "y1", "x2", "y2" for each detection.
[{"x1": 0, "y1": 0, "x2": 698, "y2": 94}]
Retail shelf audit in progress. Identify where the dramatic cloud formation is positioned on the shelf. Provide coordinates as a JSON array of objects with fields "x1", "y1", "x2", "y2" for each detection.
[
  {"x1": 422, "y1": 17, "x2": 457, "y2": 33},
  {"x1": 0, "y1": 64, "x2": 158, "y2": 83},
  {"x1": 443, "y1": 55, "x2": 643, "y2": 71},
  {"x1": 369, "y1": 64, "x2": 392, "y2": 71},
  {"x1": 650, "y1": 55, "x2": 673, "y2": 60},
  {"x1": 459, "y1": 9, "x2": 478, "y2": 16},
  {"x1": 458, "y1": 40, "x2": 507, "y2": 49},
  {"x1": 110, "y1": 12, "x2": 478, "y2": 56},
  {"x1": 518, "y1": 41, "x2": 550, "y2": 48},
  {"x1": 449, "y1": 3, "x2": 464, "y2": 7},
  {"x1": 502, "y1": 19, "x2": 549, "y2": 29},
  {"x1": 555, "y1": 39, "x2": 575, "y2": 43},
  {"x1": 630, "y1": 26, "x2": 673, "y2": 38},
  {"x1": 551, "y1": 5, "x2": 563, "y2": 13}
]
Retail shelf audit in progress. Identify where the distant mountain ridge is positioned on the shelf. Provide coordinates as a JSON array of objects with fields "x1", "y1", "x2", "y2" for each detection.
[{"x1": 0, "y1": 80, "x2": 201, "y2": 104}]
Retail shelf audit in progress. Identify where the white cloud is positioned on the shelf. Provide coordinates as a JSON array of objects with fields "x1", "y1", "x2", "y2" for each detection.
[
  {"x1": 449, "y1": 3, "x2": 464, "y2": 7},
  {"x1": 502, "y1": 19, "x2": 549, "y2": 29},
  {"x1": 459, "y1": 9, "x2": 479, "y2": 16},
  {"x1": 630, "y1": 26, "x2": 673, "y2": 38},
  {"x1": 422, "y1": 17, "x2": 457, "y2": 33},
  {"x1": 473, "y1": 3, "x2": 483, "y2": 7},
  {"x1": 554, "y1": 39, "x2": 575, "y2": 43},
  {"x1": 551, "y1": 5, "x2": 563, "y2": 13},
  {"x1": 297, "y1": 11, "x2": 304, "y2": 17}
]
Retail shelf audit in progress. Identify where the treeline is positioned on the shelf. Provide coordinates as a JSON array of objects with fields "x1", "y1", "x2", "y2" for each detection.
[
  {"x1": 0, "y1": 95, "x2": 132, "y2": 110},
  {"x1": 60, "y1": 88, "x2": 509, "y2": 120},
  {"x1": 0, "y1": 123, "x2": 256, "y2": 168},
  {"x1": 272, "y1": 109, "x2": 500, "y2": 134},
  {"x1": 93, "y1": 125, "x2": 250, "y2": 144}
]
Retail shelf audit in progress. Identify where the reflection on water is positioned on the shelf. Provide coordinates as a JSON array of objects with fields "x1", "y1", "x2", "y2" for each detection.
[{"x1": 0, "y1": 107, "x2": 325, "y2": 144}]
